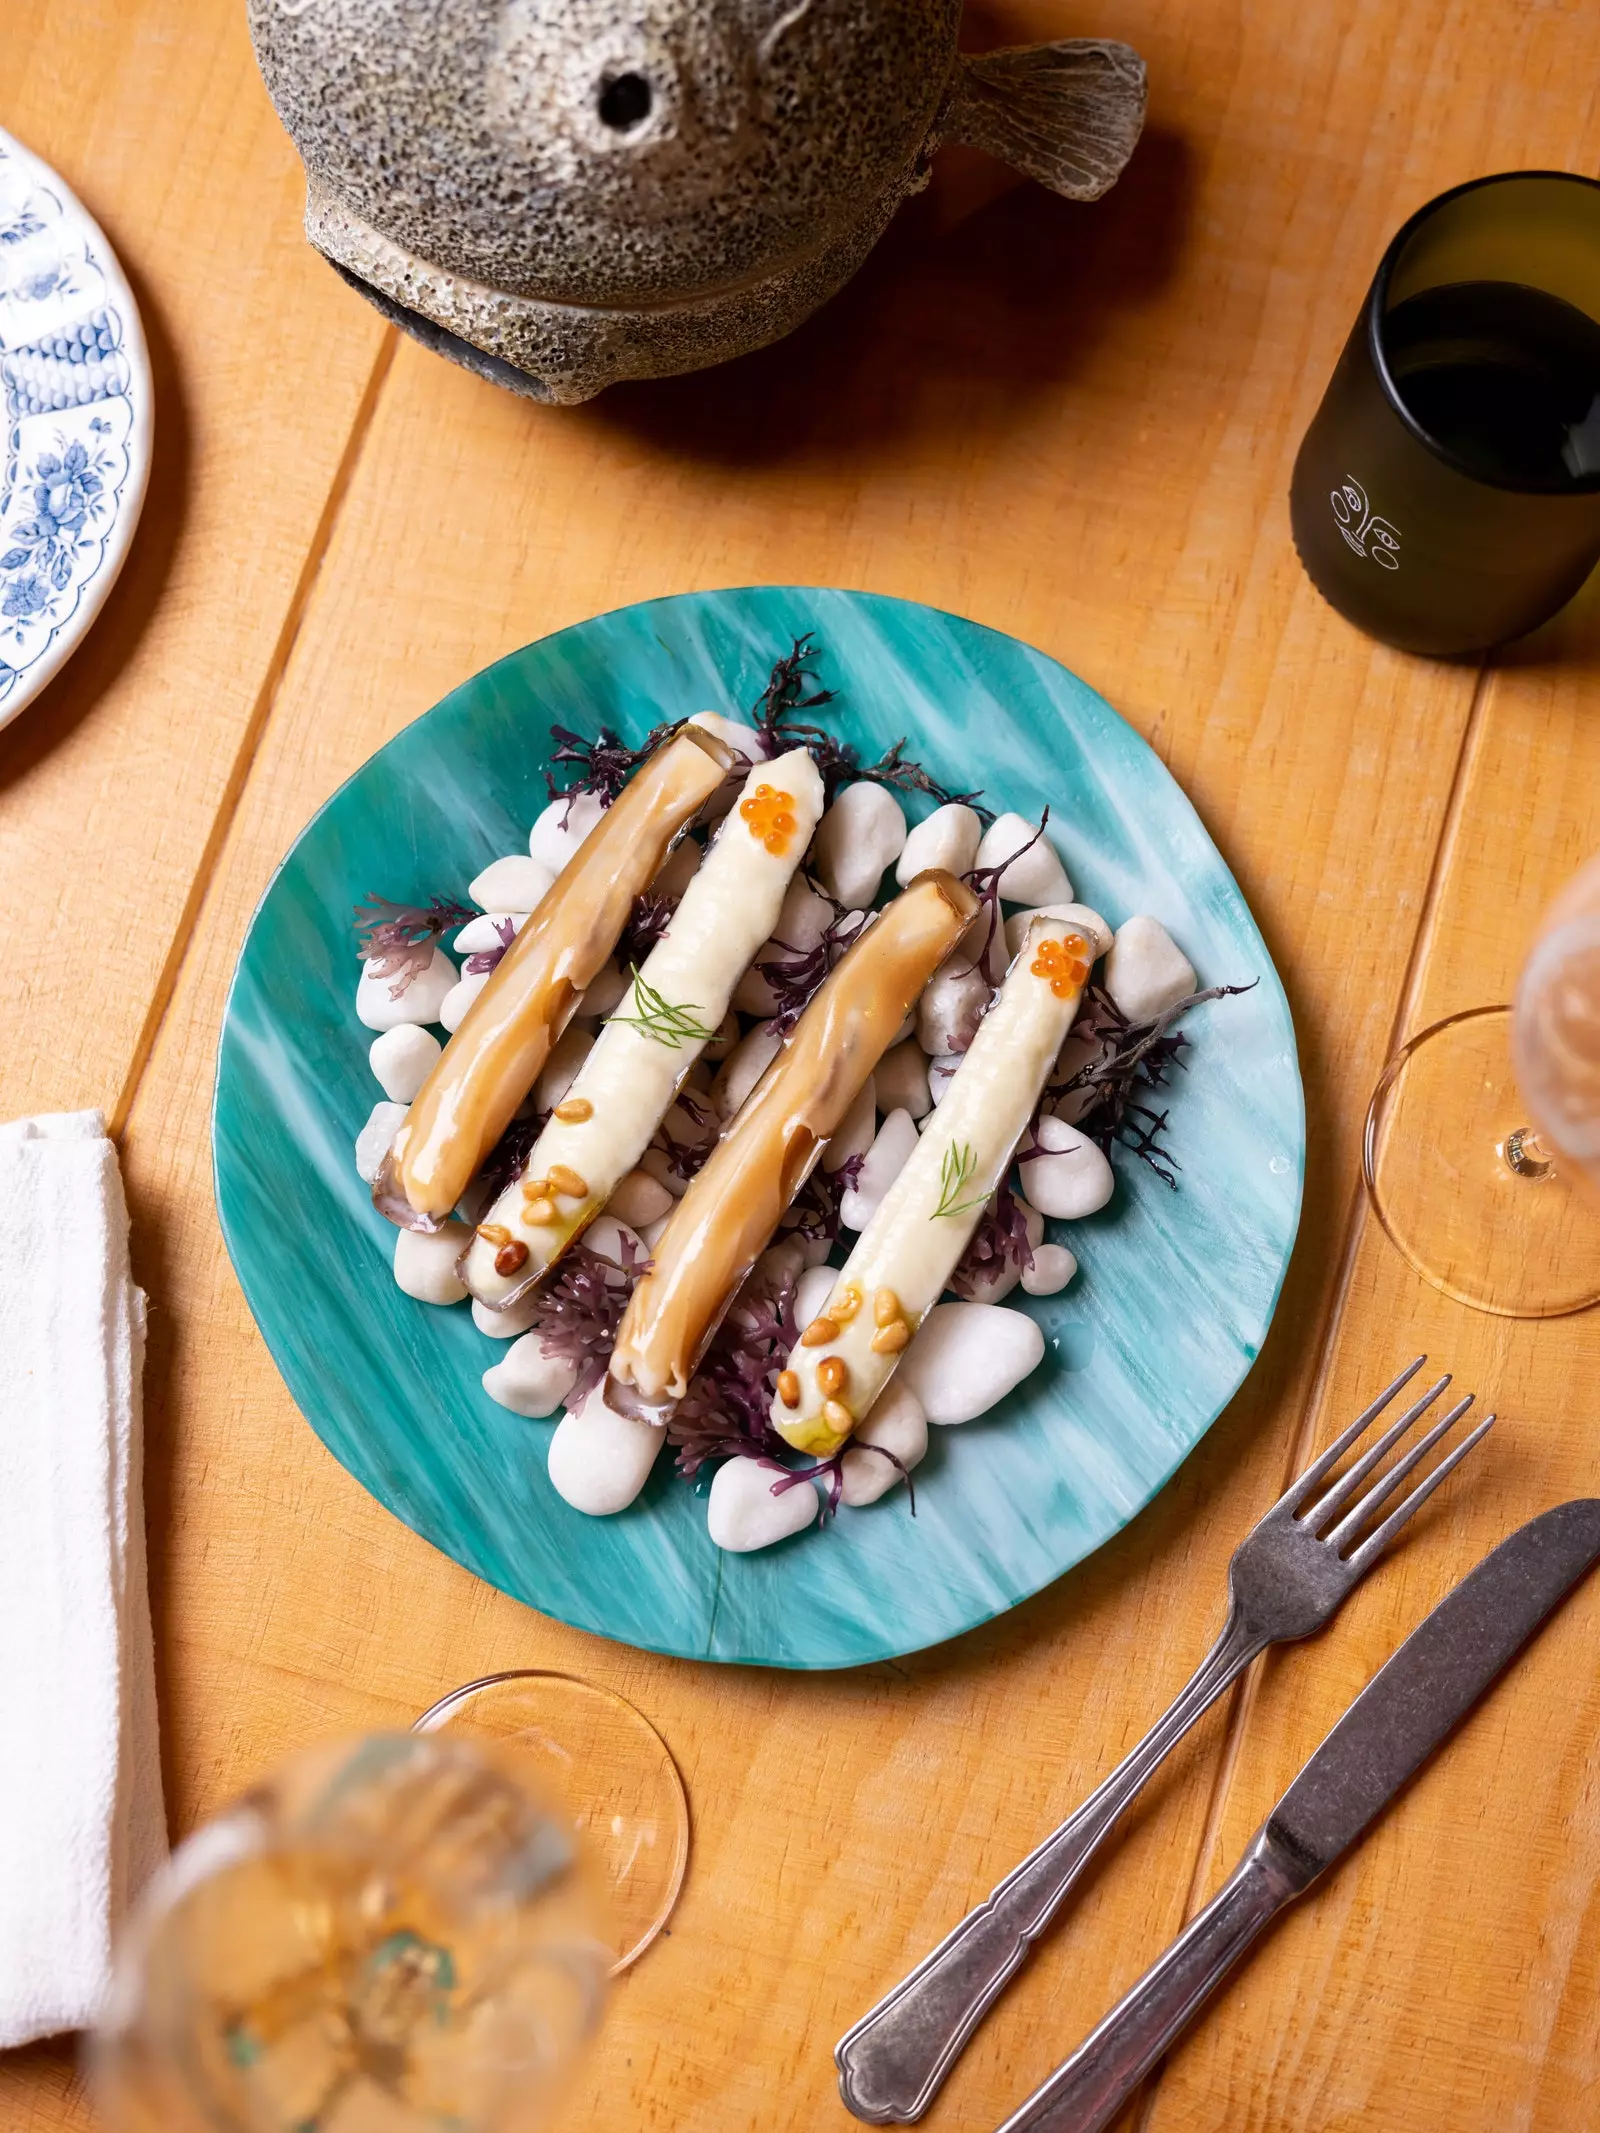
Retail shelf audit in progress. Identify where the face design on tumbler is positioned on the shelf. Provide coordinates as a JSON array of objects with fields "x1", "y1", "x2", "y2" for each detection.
[{"x1": 1331, "y1": 477, "x2": 1402, "y2": 569}]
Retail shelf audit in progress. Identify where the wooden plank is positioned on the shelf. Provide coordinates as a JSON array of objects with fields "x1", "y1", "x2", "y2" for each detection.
[
  {"x1": 1141, "y1": 598, "x2": 1600, "y2": 2133},
  {"x1": 0, "y1": 0, "x2": 389, "y2": 1128},
  {"x1": 95, "y1": 0, "x2": 1548, "y2": 2122},
  {"x1": 5, "y1": 1, "x2": 1596, "y2": 2129}
]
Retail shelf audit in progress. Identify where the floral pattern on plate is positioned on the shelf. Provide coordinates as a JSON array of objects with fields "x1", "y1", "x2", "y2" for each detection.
[{"x1": 0, "y1": 126, "x2": 150, "y2": 728}]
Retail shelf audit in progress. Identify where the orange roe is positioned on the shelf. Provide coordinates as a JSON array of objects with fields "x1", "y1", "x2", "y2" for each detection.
[
  {"x1": 739, "y1": 783, "x2": 799, "y2": 856},
  {"x1": 1031, "y1": 933, "x2": 1092, "y2": 998}
]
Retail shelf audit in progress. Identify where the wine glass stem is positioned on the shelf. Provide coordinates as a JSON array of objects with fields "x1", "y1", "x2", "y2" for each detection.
[{"x1": 1503, "y1": 1126, "x2": 1554, "y2": 1179}]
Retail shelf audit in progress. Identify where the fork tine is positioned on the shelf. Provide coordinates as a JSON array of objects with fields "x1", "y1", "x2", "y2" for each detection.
[
  {"x1": 1343, "y1": 1413, "x2": 1497, "y2": 1573},
  {"x1": 1274, "y1": 1356, "x2": 1427, "y2": 1517},
  {"x1": 1322, "y1": 1393, "x2": 1475, "y2": 1552},
  {"x1": 1300, "y1": 1375, "x2": 1453, "y2": 1534}
]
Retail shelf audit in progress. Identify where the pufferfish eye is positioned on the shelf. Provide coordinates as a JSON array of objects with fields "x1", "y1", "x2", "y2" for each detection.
[{"x1": 597, "y1": 71, "x2": 654, "y2": 133}]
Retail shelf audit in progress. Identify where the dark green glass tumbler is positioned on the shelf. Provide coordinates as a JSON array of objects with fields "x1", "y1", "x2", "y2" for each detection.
[{"x1": 1291, "y1": 171, "x2": 1600, "y2": 656}]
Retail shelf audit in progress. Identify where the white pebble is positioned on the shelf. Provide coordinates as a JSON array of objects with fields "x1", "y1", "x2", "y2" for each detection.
[
  {"x1": 824, "y1": 1076, "x2": 878, "y2": 1174},
  {"x1": 453, "y1": 910, "x2": 525, "y2": 955},
  {"x1": 841, "y1": 1107, "x2": 920, "y2": 1230},
  {"x1": 711, "y1": 1020, "x2": 782, "y2": 1117},
  {"x1": 899, "y1": 1302, "x2": 1046, "y2": 1425},
  {"x1": 812, "y1": 783, "x2": 907, "y2": 909},
  {"x1": 896, "y1": 802, "x2": 981, "y2": 887},
  {"x1": 791, "y1": 1226, "x2": 834, "y2": 1269},
  {"x1": 356, "y1": 944, "x2": 456, "y2": 1031},
  {"x1": 1104, "y1": 916, "x2": 1197, "y2": 1024},
  {"x1": 975, "y1": 813, "x2": 1073, "y2": 906},
  {"x1": 472, "y1": 1292, "x2": 543, "y2": 1339},
  {"x1": 393, "y1": 1221, "x2": 472, "y2": 1306},
  {"x1": 1003, "y1": 902, "x2": 1114, "y2": 964},
  {"x1": 652, "y1": 837, "x2": 702, "y2": 901},
  {"x1": 736, "y1": 876, "x2": 845, "y2": 1014},
  {"x1": 752, "y1": 1238, "x2": 808, "y2": 1298},
  {"x1": 439, "y1": 971, "x2": 490, "y2": 1032},
  {"x1": 607, "y1": 1168, "x2": 674, "y2": 1230},
  {"x1": 840, "y1": 1384, "x2": 928, "y2": 1507},
  {"x1": 956, "y1": 1200, "x2": 1044, "y2": 1306},
  {"x1": 916, "y1": 956, "x2": 993, "y2": 1057},
  {"x1": 776, "y1": 874, "x2": 836, "y2": 953},
  {"x1": 1022, "y1": 1243, "x2": 1078, "y2": 1296},
  {"x1": 535, "y1": 1026, "x2": 594, "y2": 1111},
  {"x1": 794, "y1": 1262, "x2": 840, "y2": 1328},
  {"x1": 738, "y1": 878, "x2": 857, "y2": 1019},
  {"x1": 469, "y1": 854, "x2": 554, "y2": 912},
  {"x1": 927, "y1": 1053, "x2": 961, "y2": 1106},
  {"x1": 688, "y1": 709, "x2": 763, "y2": 761},
  {"x1": 547, "y1": 1384, "x2": 663, "y2": 1514},
  {"x1": 733, "y1": 965, "x2": 781, "y2": 1018},
  {"x1": 483, "y1": 1338, "x2": 581, "y2": 1418},
  {"x1": 577, "y1": 961, "x2": 628, "y2": 1021},
  {"x1": 1051, "y1": 1031, "x2": 1110, "y2": 1123},
  {"x1": 639, "y1": 1145, "x2": 689, "y2": 1200},
  {"x1": 1024, "y1": 1116, "x2": 1115, "y2": 1219},
  {"x1": 876, "y1": 1038, "x2": 931, "y2": 1119},
  {"x1": 640, "y1": 1212, "x2": 672, "y2": 1251},
  {"x1": 703, "y1": 1008, "x2": 739, "y2": 1061},
  {"x1": 368, "y1": 1026, "x2": 440, "y2": 1105},
  {"x1": 584, "y1": 1213, "x2": 647, "y2": 1269},
  {"x1": 529, "y1": 791, "x2": 605, "y2": 873},
  {"x1": 707, "y1": 1456, "x2": 819, "y2": 1551},
  {"x1": 355, "y1": 1100, "x2": 409, "y2": 1183},
  {"x1": 962, "y1": 909, "x2": 1008, "y2": 986}
]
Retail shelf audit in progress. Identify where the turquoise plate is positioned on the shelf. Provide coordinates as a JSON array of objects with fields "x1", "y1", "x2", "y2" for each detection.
[{"x1": 215, "y1": 587, "x2": 1302, "y2": 1669}]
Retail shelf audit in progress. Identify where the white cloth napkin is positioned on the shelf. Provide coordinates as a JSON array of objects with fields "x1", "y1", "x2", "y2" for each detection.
[{"x1": 0, "y1": 1111, "x2": 166, "y2": 2044}]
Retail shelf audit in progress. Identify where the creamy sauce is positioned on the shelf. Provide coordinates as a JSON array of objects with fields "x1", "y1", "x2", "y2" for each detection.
[
  {"x1": 375, "y1": 725, "x2": 733, "y2": 1225},
  {"x1": 773, "y1": 913, "x2": 1105, "y2": 1454},
  {"x1": 607, "y1": 869, "x2": 980, "y2": 1416},
  {"x1": 461, "y1": 749, "x2": 825, "y2": 1308}
]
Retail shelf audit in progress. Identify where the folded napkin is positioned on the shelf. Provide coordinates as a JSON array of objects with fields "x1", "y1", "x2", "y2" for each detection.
[{"x1": 0, "y1": 1112, "x2": 166, "y2": 2045}]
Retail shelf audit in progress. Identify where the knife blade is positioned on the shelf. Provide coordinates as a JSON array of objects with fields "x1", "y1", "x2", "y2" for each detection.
[{"x1": 994, "y1": 1499, "x2": 1600, "y2": 2133}]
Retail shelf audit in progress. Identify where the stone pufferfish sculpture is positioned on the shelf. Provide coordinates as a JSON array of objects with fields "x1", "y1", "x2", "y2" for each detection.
[{"x1": 248, "y1": 1, "x2": 1147, "y2": 404}]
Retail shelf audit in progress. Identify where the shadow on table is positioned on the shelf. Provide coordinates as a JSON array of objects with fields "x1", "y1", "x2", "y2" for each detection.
[
  {"x1": 0, "y1": 246, "x2": 190, "y2": 793},
  {"x1": 573, "y1": 122, "x2": 1195, "y2": 475}
]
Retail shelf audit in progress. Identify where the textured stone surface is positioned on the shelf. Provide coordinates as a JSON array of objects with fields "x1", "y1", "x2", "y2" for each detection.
[{"x1": 249, "y1": 1, "x2": 1147, "y2": 400}]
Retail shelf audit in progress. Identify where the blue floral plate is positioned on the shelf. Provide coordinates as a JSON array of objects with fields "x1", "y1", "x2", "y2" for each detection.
[
  {"x1": 214, "y1": 588, "x2": 1303, "y2": 1669},
  {"x1": 0, "y1": 127, "x2": 151, "y2": 730}
]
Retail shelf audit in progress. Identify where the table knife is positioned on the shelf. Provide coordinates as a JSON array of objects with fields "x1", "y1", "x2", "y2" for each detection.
[{"x1": 992, "y1": 1497, "x2": 1600, "y2": 2133}]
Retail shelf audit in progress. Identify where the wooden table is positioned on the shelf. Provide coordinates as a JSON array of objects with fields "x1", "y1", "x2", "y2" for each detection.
[{"x1": 5, "y1": 4, "x2": 1600, "y2": 2127}]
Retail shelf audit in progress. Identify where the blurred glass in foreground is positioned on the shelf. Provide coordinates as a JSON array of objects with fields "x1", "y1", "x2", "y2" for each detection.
[{"x1": 93, "y1": 1732, "x2": 609, "y2": 2133}]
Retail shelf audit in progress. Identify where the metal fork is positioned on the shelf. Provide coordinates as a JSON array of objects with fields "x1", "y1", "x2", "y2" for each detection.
[{"x1": 835, "y1": 1358, "x2": 1495, "y2": 2125}]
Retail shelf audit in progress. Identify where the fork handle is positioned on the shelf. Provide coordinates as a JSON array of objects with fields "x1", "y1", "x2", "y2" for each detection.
[
  {"x1": 991, "y1": 1826, "x2": 1308, "y2": 2133},
  {"x1": 835, "y1": 1609, "x2": 1266, "y2": 2124}
]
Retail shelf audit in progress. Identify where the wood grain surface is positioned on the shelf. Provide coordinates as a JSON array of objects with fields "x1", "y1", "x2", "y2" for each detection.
[{"x1": 1, "y1": 2, "x2": 1597, "y2": 2129}]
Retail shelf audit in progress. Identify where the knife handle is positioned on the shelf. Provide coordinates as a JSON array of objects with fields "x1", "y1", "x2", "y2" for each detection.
[
  {"x1": 993, "y1": 1828, "x2": 1309, "y2": 2133},
  {"x1": 836, "y1": 1611, "x2": 1266, "y2": 2124}
]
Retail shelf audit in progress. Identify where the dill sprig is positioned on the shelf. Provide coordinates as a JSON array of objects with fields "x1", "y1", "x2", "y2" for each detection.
[
  {"x1": 608, "y1": 966, "x2": 718, "y2": 1049},
  {"x1": 932, "y1": 1141, "x2": 990, "y2": 1220},
  {"x1": 354, "y1": 894, "x2": 475, "y2": 998}
]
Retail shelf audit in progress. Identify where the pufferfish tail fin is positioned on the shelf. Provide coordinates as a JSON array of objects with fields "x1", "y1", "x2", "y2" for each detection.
[{"x1": 943, "y1": 39, "x2": 1147, "y2": 201}]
